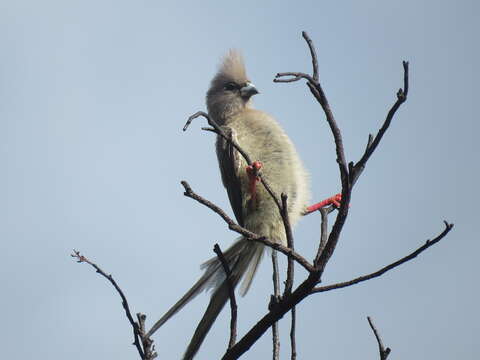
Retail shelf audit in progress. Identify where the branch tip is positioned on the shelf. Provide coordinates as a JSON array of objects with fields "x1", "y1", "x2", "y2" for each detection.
[
  {"x1": 301, "y1": 31, "x2": 319, "y2": 81},
  {"x1": 311, "y1": 221, "x2": 453, "y2": 294},
  {"x1": 183, "y1": 111, "x2": 209, "y2": 131},
  {"x1": 71, "y1": 250, "x2": 154, "y2": 359},
  {"x1": 367, "y1": 316, "x2": 391, "y2": 360}
]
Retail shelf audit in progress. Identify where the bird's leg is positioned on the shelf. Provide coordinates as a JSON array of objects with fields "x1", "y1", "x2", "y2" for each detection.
[
  {"x1": 246, "y1": 161, "x2": 263, "y2": 202},
  {"x1": 305, "y1": 193, "x2": 343, "y2": 214}
]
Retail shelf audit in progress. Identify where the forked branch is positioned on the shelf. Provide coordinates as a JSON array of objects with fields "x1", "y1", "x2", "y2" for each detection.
[
  {"x1": 180, "y1": 181, "x2": 315, "y2": 273},
  {"x1": 71, "y1": 250, "x2": 157, "y2": 360},
  {"x1": 221, "y1": 31, "x2": 450, "y2": 360}
]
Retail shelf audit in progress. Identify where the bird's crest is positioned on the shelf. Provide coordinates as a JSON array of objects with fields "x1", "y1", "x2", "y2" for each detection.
[{"x1": 217, "y1": 49, "x2": 248, "y2": 83}]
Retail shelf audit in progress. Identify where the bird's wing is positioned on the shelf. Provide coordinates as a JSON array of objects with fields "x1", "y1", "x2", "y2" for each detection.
[{"x1": 216, "y1": 126, "x2": 244, "y2": 227}]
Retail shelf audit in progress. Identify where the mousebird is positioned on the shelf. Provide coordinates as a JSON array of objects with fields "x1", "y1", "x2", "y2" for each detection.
[{"x1": 148, "y1": 50, "x2": 340, "y2": 359}]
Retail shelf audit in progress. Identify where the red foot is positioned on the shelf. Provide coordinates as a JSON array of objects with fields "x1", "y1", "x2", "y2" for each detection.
[
  {"x1": 306, "y1": 193, "x2": 342, "y2": 214},
  {"x1": 246, "y1": 161, "x2": 263, "y2": 201}
]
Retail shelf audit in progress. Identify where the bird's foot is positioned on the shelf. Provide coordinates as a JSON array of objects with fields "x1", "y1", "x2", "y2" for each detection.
[
  {"x1": 246, "y1": 161, "x2": 263, "y2": 176},
  {"x1": 246, "y1": 161, "x2": 263, "y2": 200},
  {"x1": 305, "y1": 193, "x2": 343, "y2": 214}
]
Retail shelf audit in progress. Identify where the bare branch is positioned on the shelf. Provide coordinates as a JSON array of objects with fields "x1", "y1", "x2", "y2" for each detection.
[
  {"x1": 351, "y1": 61, "x2": 409, "y2": 186},
  {"x1": 180, "y1": 180, "x2": 315, "y2": 273},
  {"x1": 213, "y1": 244, "x2": 238, "y2": 349},
  {"x1": 280, "y1": 194, "x2": 296, "y2": 360},
  {"x1": 274, "y1": 72, "x2": 314, "y2": 84},
  {"x1": 311, "y1": 221, "x2": 453, "y2": 294},
  {"x1": 222, "y1": 272, "x2": 319, "y2": 360},
  {"x1": 271, "y1": 251, "x2": 281, "y2": 360},
  {"x1": 314, "y1": 206, "x2": 335, "y2": 266},
  {"x1": 302, "y1": 31, "x2": 319, "y2": 81},
  {"x1": 184, "y1": 111, "x2": 252, "y2": 164},
  {"x1": 71, "y1": 250, "x2": 157, "y2": 360},
  {"x1": 223, "y1": 222, "x2": 453, "y2": 360},
  {"x1": 271, "y1": 320, "x2": 280, "y2": 360},
  {"x1": 275, "y1": 31, "x2": 351, "y2": 278},
  {"x1": 290, "y1": 306, "x2": 297, "y2": 360},
  {"x1": 222, "y1": 32, "x2": 450, "y2": 360},
  {"x1": 367, "y1": 317, "x2": 391, "y2": 360},
  {"x1": 282, "y1": 193, "x2": 295, "y2": 295},
  {"x1": 276, "y1": 32, "x2": 349, "y2": 189},
  {"x1": 136, "y1": 313, "x2": 157, "y2": 360}
]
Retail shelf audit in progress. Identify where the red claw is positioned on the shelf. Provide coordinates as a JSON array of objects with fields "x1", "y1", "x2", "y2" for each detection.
[
  {"x1": 246, "y1": 161, "x2": 263, "y2": 174},
  {"x1": 246, "y1": 161, "x2": 263, "y2": 201},
  {"x1": 306, "y1": 193, "x2": 344, "y2": 214}
]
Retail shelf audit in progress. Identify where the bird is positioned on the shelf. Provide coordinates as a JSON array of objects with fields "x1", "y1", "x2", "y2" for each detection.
[{"x1": 148, "y1": 50, "x2": 337, "y2": 359}]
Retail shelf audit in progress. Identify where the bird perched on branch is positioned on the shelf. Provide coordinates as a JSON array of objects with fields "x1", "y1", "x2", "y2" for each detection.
[{"x1": 149, "y1": 50, "x2": 339, "y2": 359}]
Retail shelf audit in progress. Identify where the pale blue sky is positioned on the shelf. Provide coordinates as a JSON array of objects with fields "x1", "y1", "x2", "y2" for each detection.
[{"x1": 1, "y1": 1, "x2": 478, "y2": 359}]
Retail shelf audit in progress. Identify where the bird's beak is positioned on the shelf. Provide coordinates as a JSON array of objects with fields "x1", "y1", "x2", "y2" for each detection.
[{"x1": 240, "y1": 82, "x2": 259, "y2": 98}]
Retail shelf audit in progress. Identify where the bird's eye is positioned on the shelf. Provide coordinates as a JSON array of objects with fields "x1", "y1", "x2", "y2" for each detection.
[{"x1": 224, "y1": 82, "x2": 238, "y2": 91}]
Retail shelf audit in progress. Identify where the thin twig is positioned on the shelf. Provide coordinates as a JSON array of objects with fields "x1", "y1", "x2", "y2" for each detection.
[
  {"x1": 351, "y1": 61, "x2": 409, "y2": 186},
  {"x1": 302, "y1": 31, "x2": 319, "y2": 81},
  {"x1": 136, "y1": 313, "x2": 156, "y2": 360},
  {"x1": 275, "y1": 33, "x2": 349, "y2": 190},
  {"x1": 282, "y1": 193, "x2": 295, "y2": 295},
  {"x1": 71, "y1": 250, "x2": 157, "y2": 360},
  {"x1": 274, "y1": 72, "x2": 314, "y2": 83},
  {"x1": 290, "y1": 306, "x2": 297, "y2": 360},
  {"x1": 185, "y1": 111, "x2": 252, "y2": 165},
  {"x1": 213, "y1": 244, "x2": 238, "y2": 349},
  {"x1": 271, "y1": 321, "x2": 280, "y2": 360},
  {"x1": 280, "y1": 194, "x2": 296, "y2": 360},
  {"x1": 314, "y1": 206, "x2": 334, "y2": 266},
  {"x1": 271, "y1": 251, "x2": 281, "y2": 360},
  {"x1": 275, "y1": 31, "x2": 351, "y2": 276},
  {"x1": 311, "y1": 221, "x2": 453, "y2": 294},
  {"x1": 367, "y1": 317, "x2": 391, "y2": 360},
  {"x1": 180, "y1": 180, "x2": 315, "y2": 273}
]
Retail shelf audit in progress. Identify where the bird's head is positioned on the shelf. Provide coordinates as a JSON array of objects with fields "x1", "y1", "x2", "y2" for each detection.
[{"x1": 206, "y1": 50, "x2": 259, "y2": 124}]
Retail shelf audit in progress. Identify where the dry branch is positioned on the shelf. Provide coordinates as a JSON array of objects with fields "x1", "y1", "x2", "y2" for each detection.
[
  {"x1": 311, "y1": 221, "x2": 453, "y2": 294},
  {"x1": 71, "y1": 250, "x2": 156, "y2": 360},
  {"x1": 221, "y1": 30, "x2": 451, "y2": 360},
  {"x1": 271, "y1": 251, "x2": 281, "y2": 360},
  {"x1": 214, "y1": 244, "x2": 238, "y2": 349},
  {"x1": 180, "y1": 180, "x2": 315, "y2": 273},
  {"x1": 282, "y1": 193, "x2": 295, "y2": 295},
  {"x1": 367, "y1": 317, "x2": 391, "y2": 360}
]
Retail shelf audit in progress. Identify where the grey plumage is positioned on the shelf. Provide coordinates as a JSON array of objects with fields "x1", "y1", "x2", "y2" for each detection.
[{"x1": 150, "y1": 50, "x2": 310, "y2": 359}]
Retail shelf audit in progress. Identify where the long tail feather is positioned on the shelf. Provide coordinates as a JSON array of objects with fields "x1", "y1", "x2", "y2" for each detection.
[
  {"x1": 147, "y1": 266, "x2": 217, "y2": 337},
  {"x1": 148, "y1": 237, "x2": 264, "y2": 359},
  {"x1": 183, "y1": 280, "x2": 232, "y2": 360},
  {"x1": 183, "y1": 238, "x2": 264, "y2": 359}
]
